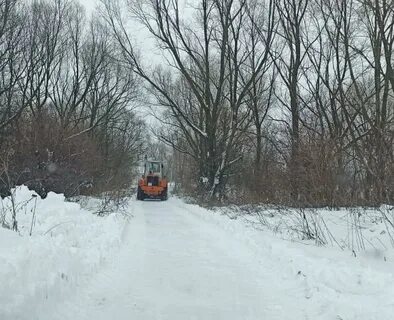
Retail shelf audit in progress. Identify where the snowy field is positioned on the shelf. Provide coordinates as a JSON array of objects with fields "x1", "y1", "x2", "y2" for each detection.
[{"x1": 1, "y1": 188, "x2": 394, "y2": 319}]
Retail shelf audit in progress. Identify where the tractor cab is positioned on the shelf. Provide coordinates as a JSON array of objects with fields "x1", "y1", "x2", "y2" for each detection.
[
  {"x1": 145, "y1": 161, "x2": 163, "y2": 177},
  {"x1": 137, "y1": 159, "x2": 168, "y2": 201}
]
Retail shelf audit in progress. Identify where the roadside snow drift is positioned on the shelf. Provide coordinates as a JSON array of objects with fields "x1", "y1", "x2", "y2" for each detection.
[{"x1": 0, "y1": 186, "x2": 125, "y2": 320}]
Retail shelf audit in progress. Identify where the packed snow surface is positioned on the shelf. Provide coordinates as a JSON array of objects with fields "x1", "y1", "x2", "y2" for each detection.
[{"x1": 1, "y1": 191, "x2": 394, "y2": 319}]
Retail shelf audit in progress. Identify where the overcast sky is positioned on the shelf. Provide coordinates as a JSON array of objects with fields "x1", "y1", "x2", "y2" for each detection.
[{"x1": 82, "y1": 0, "x2": 98, "y2": 12}]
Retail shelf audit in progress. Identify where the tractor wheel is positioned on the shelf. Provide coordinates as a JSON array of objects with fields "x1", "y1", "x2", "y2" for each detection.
[
  {"x1": 161, "y1": 188, "x2": 168, "y2": 201},
  {"x1": 137, "y1": 187, "x2": 144, "y2": 201}
]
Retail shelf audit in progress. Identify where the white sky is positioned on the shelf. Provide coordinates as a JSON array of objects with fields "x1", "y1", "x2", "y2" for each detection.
[{"x1": 81, "y1": 0, "x2": 98, "y2": 12}]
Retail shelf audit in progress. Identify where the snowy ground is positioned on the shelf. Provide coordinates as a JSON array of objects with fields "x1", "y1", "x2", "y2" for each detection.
[
  {"x1": 216, "y1": 203, "x2": 394, "y2": 256},
  {"x1": 1, "y1": 190, "x2": 394, "y2": 319},
  {"x1": 0, "y1": 187, "x2": 127, "y2": 320}
]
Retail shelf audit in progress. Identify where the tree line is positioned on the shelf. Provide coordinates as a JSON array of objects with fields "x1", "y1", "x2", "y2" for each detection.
[
  {"x1": 0, "y1": 0, "x2": 146, "y2": 197},
  {"x1": 1, "y1": 0, "x2": 392, "y2": 206},
  {"x1": 105, "y1": 0, "x2": 394, "y2": 206}
]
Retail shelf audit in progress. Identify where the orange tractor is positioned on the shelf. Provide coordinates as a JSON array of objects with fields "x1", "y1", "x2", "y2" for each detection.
[{"x1": 137, "y1": 159, "x2": 168, "y2": 201}]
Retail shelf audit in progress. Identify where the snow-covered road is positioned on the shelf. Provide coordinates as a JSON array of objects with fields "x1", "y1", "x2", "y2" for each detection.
[
  {"x1": 45, "y1": 198, "x2": 303, "y2": 320},
  {"x1": 42, "y1": 198, "x2": 393, "y2": 320}
]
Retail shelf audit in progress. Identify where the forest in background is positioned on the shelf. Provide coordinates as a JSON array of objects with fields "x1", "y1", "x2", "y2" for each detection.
[
  {"x1": 0, "y1": 0, "x2": 146, "y2": 198},
  {"x1": 1, "y1": 0, "x2": 393, "y2": 207}
]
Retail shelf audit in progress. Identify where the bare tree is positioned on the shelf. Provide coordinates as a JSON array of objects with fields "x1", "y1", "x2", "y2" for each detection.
[
  {"x1": 103, "y1": 0, "x2": 276, "y2": 198},
  {"x1": 0, "y1": 0, "x2": 145, "y2": 198},
  {"x1": 274, "y1": 0, "x2": 310, "y2": 202},
  {"x1": 0, "y1": 0, "x2": 26, "y2": 135}
]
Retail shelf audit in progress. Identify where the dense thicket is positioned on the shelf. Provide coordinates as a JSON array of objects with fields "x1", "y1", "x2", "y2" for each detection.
[
  {"x1": 0, "y1": 0, "x2": 145, "y2": 197},
  {"x1": 106, "y1": 0, "x2": 394, "y2": 206}
]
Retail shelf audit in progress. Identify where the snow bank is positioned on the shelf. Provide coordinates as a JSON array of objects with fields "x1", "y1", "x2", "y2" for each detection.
[
  {"x1": 172, "y1": 198, "x2": 394, "y2": 319},
  {"x1": 0, "y1": 186, "x2": 126, "y2": 320},
  {"x1": 213, "y1": 204, "x2": 394, "y2": 255}
]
